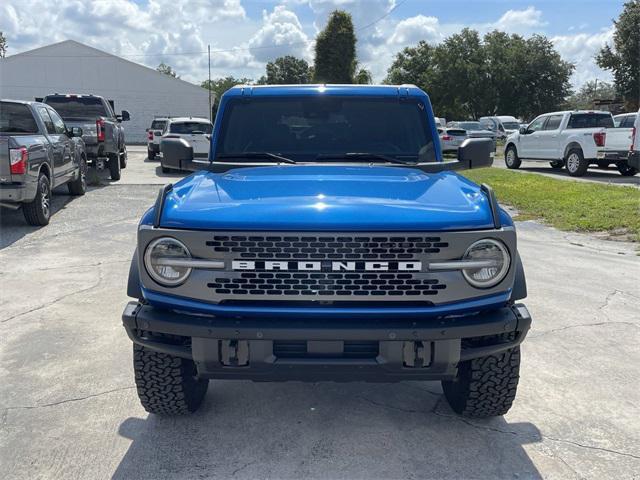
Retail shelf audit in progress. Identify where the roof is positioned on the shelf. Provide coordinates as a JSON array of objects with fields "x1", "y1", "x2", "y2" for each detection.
[
  {"x1": 224, "y1": 84, "x2": 426, "y2": 98},
  {"x1": 168, "y1": 117, "x2": 211, "y2": 124},
  {"x1": 1, "y1": 98, "x2": 32, "y2": 105},
  {"x1": 2, "y1": 40, "x2": 209, "y2": 95}
]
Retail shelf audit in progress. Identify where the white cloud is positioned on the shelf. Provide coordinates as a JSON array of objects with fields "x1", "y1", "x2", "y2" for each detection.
[
  {"x1": 388, "y1": 15, "x2": 442, "y2": 46},
  {"x1": 552, "y1": 28, "x2": 614, "y2": 87},
  {"x1": 492, "y1": 6, "x2": 547, "y2": 33},
  {"x1": 248, "y1": 6, "x2": 311, "y2": 63}
]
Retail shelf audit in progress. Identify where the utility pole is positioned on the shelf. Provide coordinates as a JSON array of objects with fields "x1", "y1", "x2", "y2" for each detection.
[{"x1": 208, "y1": 44, "x2": 212, "y2": 121}]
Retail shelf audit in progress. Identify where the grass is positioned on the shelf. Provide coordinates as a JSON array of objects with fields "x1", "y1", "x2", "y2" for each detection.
[{"x1": 462, "y1": 168, "x2": 640, "y2": 241}]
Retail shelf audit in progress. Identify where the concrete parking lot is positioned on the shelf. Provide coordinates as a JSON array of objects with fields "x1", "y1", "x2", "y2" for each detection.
[{"x1": 1, "y1": 146, "x2": 639, "y2": 479}]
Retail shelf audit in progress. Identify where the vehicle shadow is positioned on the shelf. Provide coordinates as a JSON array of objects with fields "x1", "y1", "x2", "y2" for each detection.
[
  {"x1": 112, "y1": 381, "x2": 543, "y2": 479},
  {"x1": 0, "y1": 186, "x2": 74, "y2": 250},
  {"x1": 522, "y1": 165, "x2": 639, "y2": 186}
]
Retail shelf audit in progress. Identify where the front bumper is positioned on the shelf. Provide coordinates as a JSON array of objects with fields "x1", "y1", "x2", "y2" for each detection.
[{"x1": 122, "y1": 301, "x2": 531, "y2": 382}]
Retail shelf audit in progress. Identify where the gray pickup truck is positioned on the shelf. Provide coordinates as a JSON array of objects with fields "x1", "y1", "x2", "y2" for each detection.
[
  {"x1": 0, "y1": 99, "x2": 87, "y2": 225},
  {"x1": 40, "y1": 94, "x2": 130, "y2": 181}
]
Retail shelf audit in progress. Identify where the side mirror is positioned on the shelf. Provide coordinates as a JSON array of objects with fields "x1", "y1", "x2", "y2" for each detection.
[
  {"x1": 457, "y1": 138, "x2": 493, "y2": 169},
  {"x1": 519, "y1": 126, "x2": 528, "y2": 134},
  {"x1": 120, "y1": 110, "x2": 131, "y2": 122},
  {"x1": 68, "y1": 127, "x2": 83, "y2": 137},
  {"x1": 161, "y1": 137, "x2": 193, "y2": 169}
]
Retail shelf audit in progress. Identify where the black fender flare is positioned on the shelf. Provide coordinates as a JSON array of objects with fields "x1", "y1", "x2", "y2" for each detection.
[
  {"x1": 127, "y1": 248, "x2": 142, "y2": 299},
  {"x1": 511, "y1": 251, "x2": 527, "y2": 301}
]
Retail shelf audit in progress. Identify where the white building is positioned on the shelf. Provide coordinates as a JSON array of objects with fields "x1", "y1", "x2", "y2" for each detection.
[{"x1": 0, "y1": 40, "x2": 211, "y2": 143}]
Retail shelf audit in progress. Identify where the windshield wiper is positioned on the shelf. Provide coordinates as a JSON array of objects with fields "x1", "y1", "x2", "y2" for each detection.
[
  {"x1": 216, "y1": 152, "x2": 296, "y2": 164},
  {"x1": 315, "y1": 152, "x2": 417, "y2": 165}
]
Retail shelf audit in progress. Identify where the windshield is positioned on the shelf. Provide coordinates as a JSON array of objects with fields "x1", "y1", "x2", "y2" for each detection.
[
  {"x1": 43, "y1": 96, "x2": 107, "y2": 119},
  {"x1": 216, "y1": 96, "x2": 435, "y2": 162},
  {"x1": 502, "y1": 122, "x2": 520, "y2": 130},
  {"x1": 0, "y1": 102, "x2": 39, "y2": 134},
  {"x1": 457, "y1": 122, "x2": 482, "y2": 130},
  {"x1": 151, "y1": 120, "x2": 167, "y2": 130},
  {"x1": 169, "y1": 122, "x2": 213, "y2": 134}
]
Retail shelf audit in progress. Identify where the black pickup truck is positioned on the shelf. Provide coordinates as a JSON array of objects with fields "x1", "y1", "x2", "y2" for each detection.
[
  {"x1": 41, "y1": 94, "x2": 130, "y2": 181},
  {"x1": 0, "y1": 99, "x2": 87, "y2": 225}
]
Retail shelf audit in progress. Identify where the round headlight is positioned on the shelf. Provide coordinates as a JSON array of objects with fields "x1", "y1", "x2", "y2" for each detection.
[
  {"x1": 144, "y1": 237, "x2": 192, "y2": 286},
  {"x1": 462, "y1": 239, "x2": 510, "y2": 288}
]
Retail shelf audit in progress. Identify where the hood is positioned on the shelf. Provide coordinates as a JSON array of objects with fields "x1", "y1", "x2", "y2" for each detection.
[{"x1": 158, "y1": 165, "x2": 495, "y2": 231}]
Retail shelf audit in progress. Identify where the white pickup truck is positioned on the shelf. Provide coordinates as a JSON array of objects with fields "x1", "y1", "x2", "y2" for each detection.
[
  {"x1": 595, "y1": 111, "x2": 638, "y2": 176},
  {"x1": 504, "y1": 110, "x2": 617, "y2": 177}
]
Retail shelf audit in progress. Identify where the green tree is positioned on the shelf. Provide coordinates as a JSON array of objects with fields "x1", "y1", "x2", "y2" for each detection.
[
  {"x1": 265, "y1": 56, "x2": 311, "y2": 84},
  {"x1": 596, "y1": 1, "x2": 640, "y2": 110},
  {"x1": 201, "y1": 77, "x2": 254, "y2": 117},
  {"x1": 565, "y1": 80, "x2": 617, "y2": 110},
  {"x1": 353, "y1": 67, "x2": 373, "y2": 85},
  {"x1": 156, "y1": 62, "x2": 179, "y2": 78},
  {"x1": 314, "y1": 10, "x2": 356, "y2": 83},
  {"x1": 0, "y1": 31, "x2": 7, "y2": 58}
]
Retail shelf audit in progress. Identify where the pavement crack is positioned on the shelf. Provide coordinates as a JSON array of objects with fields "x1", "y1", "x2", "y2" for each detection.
[
  {"x1": 230, "y1": 460, "x2": 257, "y2": 476},
  {"x1": 357, "y1": 396, "x2": 430, "y2": 414},
  {"x1": 529, "y1": 321, "x2": 640, "y2": 338},
  {"x1": 0, "y1": 269, "x2": 103, "y2": 323},
  {"x1": 2, "y1": 386, "x2": 135, "y2": 412}
]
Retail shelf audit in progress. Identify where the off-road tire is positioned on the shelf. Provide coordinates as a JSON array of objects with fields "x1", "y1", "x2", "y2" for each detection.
[
  {"x1": 119, "y1": 147, "x2": 128, "y2": 169},
  {"x1": 617, "y1": 161, "x2": 638, "y2": 177},
  {"x1": 504, "y1": 145, "x2": 521, "y2": 169},
  {"x1": 67, "y1": 155, "x2": 87, "y2": 195},
  {"x1": 133, "y1": 344, "x2": 209, "y2": 415},
  {"x1": 565, "y1": 148, "x2": 588, "y2": 177},
  {"x1": 148, "y1": 149, "x2": 156, "y2": 161},
  {"x1": 442, "y1": 340, "x2": 520, "y2": 418},
  {"x1": 549, "y1": 160, "x2": 563, "y2": 169},
  {"x1": 23, "y1": 172, "x2": 51, "y2": 226},
  {"x1": 596, "y1": 160, "x2": 610, "y2": 169},
  {"x1": 108, "y1": 153, "x2": 121, "y2": 181}
]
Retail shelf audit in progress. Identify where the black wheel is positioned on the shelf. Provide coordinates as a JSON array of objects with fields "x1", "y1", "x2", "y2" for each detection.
[
  {"x1": 119, "y1": 146, "x2": 128, "y2": 169},
  {"x1": 68, "y1": 155, "x2": 87, "y2": 195},
  {"x1": 596, "y1": 160, "x2": 610, "y2": 169},
  {"x1": 23, "y1": 172, "x2": 51, "y2": 226},
  {"x1": 504, "y1": 145, "x2": 521, "y2": 169},
  {"x1": 108, "y1": 153, "x2": 121, "y2": 181},
  {"x1": 565, "y1": 148, "x2": 588, "y2": 177},
  {"x1": 442, "y1": 337, "x2": 520, "y2": 418},
  {"x1": 133, "y1": 344, "x2": 209, "y2": 415},
  {"x1": 148, "y1": 149, "x2": 156, "y2": 161},
  {"x1": 617, "y1": 161, "x2": 638, "y2": 176},
  {"x1": 549, "y1": 160, "x2": 563, "y2": 170}
]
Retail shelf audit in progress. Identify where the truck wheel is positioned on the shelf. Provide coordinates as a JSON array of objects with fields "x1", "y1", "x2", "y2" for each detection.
[
  {"x1": 133, "y1": 344, "x2": 209, "y2": 415},
  {"x1": 442, "y1": 339, "x2": 520, "y2": 418},
  {"x1": 67, "y1": 155, "x2": 87, "y2": 196},
  {"x1": 549, "y1": 160, "x2": 563, "y2": 169},
  {"x1": 119, "y1": 147, "x2": 128, "y2": 169},
  {"x1": 565, "y1": 149, "x2": 588, "y2": 177},
  {"x1": 23, "y1": 172, "x2": 51, "y2": 226},
  {"x1": 148, "y1": 149, "x2": 156, "y2": 161},
  {"x1": 504, "y1": 145, "x2": 521, "y2": 169},
  {"x1": 108, "y1": 154, "x2": 121, "y2": 181},
  {"x1": 616, "y1": 161, "x2": 638, "y2": 176}
]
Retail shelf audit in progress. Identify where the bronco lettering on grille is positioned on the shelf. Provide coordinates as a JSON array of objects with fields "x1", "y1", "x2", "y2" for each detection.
[{"x1": 231, "y1": 261, "x2": 422, "y2": 272}]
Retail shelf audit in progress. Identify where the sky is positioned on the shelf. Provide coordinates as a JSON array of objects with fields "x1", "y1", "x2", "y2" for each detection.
[{"x1": 0, "y1": 0, "x2": 626, "y2": 89}]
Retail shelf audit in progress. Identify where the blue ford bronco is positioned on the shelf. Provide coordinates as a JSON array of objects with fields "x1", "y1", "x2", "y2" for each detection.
[{"x1": 123, "y1": 85, "x2": 531, "y2": 418}]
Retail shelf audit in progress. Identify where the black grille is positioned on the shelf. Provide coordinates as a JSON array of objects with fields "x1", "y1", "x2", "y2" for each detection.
[
  {"x1": 273, "y1": 341, "x2": 379, "y2": 359},
  {"x1": 207, "y1": 272, "x2": 446, "y2": 297},
  {"x1": 206, "y1": 235, "x2": 448, "y2": 260}
]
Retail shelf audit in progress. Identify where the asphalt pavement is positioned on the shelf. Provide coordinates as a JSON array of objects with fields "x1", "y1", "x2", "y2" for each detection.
[{"x1": 1, "y1": 146, "x2": 638, "y2": 479}]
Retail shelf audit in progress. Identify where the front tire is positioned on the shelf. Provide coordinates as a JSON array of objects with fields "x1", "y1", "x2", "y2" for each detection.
[
  {"x1": 549, "y1": 160, "x2": 563, "y2": 169},
  {"x1": 23, "y1": 172, "x2": 51, "y2": 226},
  {"x1": 148, "y1": 149, "x2": 156, "y2": 161},
  {"x1": 505, "y1": 145, "x2": 521, "y2": 169},
  {"x1": 617, "y1": 161, "x2": 638, "y2": 176},
  {"x1": 442, "y1": 336, "x2": 520, "y2": 418},
  {"x1": 108, "y1": 153, "x2": 121, "y2": 181},
  {"x1": 133, "y1": 344, "x2": 209, "y2": 415},
  {"x1": 68, "y1": 155, "x2": 87, "y2": 195},
  {"x1": 565, "y1": 148, "x2": 588, "y2": 177},
  {"x1": 119, "y1": 146, "x2": 128, "y2": 169}
]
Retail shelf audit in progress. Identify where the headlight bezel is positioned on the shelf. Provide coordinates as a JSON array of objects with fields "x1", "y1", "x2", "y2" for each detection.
[
  {"x1": 144, "y1": 236, "x2": 192, "y2": 287},
  {"x1": 461, "y1": 238, "x2": 511, "y2": 289}
]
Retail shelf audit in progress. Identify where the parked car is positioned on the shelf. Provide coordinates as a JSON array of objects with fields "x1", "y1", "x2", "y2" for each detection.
[
  {"x1": 448, "y1": 121, "x2": 496, "y2": 149},
  {"x1": 41, "y1": 94, "x2": 129, "y2": 181},
  {"x1": 0, "y1": 99, "x2": 87, "y2": 225},
  {"x1": 437, "y1": 127, "x2": 468, "y2": 152},
  {"x1": 596, "y1": 111, "x2": 638, "y2": 175},
  {"x1": 479, "y1": 116, "x2": 521, "y2": 139},
  {"x1": 434, "y1": 116, "x2": 447, "y2": 128},
  {"x1": 159, "y1": 117, "x2": 213, "y2": 173},
  {"x1": 123, "y1": 84, "x2": 531, "y2": 419},
  {"x1": 503, "y1": 110, "x2": 628, "y2": 176},
  {"x1": 147, "y1": 117, "x2": 169, "y2": 161},
  {"x1": 628, "y1": 109, "x2": 639, "y2": 171}
]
